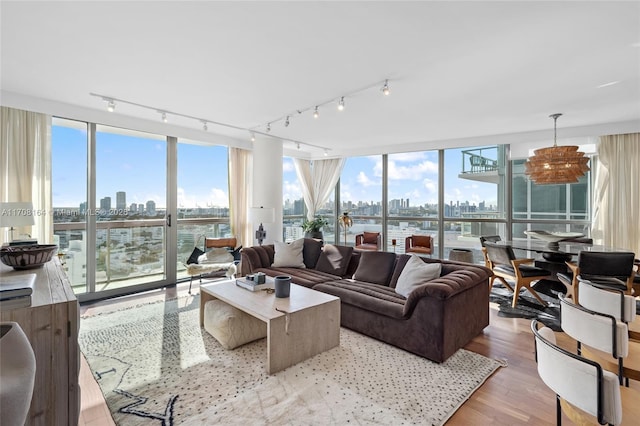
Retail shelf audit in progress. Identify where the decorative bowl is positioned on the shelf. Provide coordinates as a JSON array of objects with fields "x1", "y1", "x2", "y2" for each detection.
[
  {"x1": 524, "y1": 230, "x2": 584, "y2": 243},
  {"x1": 0, "y1": 244, "x2": 58, "y2": 270}
]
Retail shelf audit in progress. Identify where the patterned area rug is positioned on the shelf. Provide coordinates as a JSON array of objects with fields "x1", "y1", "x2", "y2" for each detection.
[
  {"x1": 79, "y1": 295, "x2": 505, "y2": 426},
  {"x1": 489, "y1": 280, "x2": 564, "y2": 331}
]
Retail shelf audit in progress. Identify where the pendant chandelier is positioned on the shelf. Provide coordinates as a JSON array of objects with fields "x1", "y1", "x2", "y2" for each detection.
[{"x1": 524, "y1": 113, "x2": 590, "y2": 185}]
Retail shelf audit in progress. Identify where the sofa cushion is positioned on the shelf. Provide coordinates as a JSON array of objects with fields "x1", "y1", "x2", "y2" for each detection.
[
  {"x1": 313, "y1": 280, "x2": 406, "y2": 319},
  {"x1": 272, "y1": 239, "x2": 306, "y2": 268},
  {"x1": 302, "y1": 238, "x2": 323, "y2": 269},
  {"x1": 362, "y1": 232, "x2": 379, "y2": 244},
  {"x1": 315, "y1": 244, "x2": 354, "y2": 276},
  {"x1": 395, "y1": 254, "x2": 441, "y2": 297},
  {"x1": 253, "y1": 267, "x2": 341, "y2": 288},
  {"x1": 352, "y1": 251, "x2": 397, "y2": 286}
]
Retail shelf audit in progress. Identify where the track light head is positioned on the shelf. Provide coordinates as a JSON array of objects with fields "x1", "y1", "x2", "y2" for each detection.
[
  {"x1": 323, "y1": 149, "x2": 329, "y2": 157},
  {"x1": 296, "y1": 143, "x2": 301, "y2": 150},
  {"x1": 382, "y1": 80, "x2": 390, "y2": 96},
  {"x1": 106, "y1": 99, "x2": 115, "y2": 112},
  {"x1": 285, "y1": 116, "x2": 290, "y2": 127},
  {"x1": 160, "y1": 111, "x2": 167, "y2": 123},
  {"x1": 337, "y1": 97, "x2": 345, "y2": 111},
  {"x1": 313, "y1": 106, "x2": 319, "y2": 119},
  {"x1": 266, "y1": 123, "x2": 271, "y2": 132},
  {"x1": 202, "y1": 121, "x2": 208, "y2": 131},
  {"x1": 250, "y1": 132, "x2": 256, "y2": 142}
]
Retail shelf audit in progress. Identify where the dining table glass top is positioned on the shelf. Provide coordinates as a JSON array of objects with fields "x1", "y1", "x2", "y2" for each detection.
[{"x1": 495, "y1": 239, "x2": 628, "y2": 255}]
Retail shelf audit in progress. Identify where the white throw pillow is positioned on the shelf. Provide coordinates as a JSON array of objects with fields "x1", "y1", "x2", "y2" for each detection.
[
  {"x1": 198, "y1": 247, "x2": 234, "y2": 264},
  {"x1": 395, "y1": 254, "x2": 441, "y2": 298},
  {"x1": 272, "y1": 239, "x2": 306, "y2": 268}
]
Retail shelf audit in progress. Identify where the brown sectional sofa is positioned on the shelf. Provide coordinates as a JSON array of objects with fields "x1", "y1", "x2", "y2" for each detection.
[{"x1": 239, "y1": 239, "x2": 491, "y2": 363}]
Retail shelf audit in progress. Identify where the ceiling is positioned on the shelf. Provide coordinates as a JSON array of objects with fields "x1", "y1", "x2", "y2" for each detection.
[{"x1": 1, "y1": 1, "x2": 639, "y2": 158}]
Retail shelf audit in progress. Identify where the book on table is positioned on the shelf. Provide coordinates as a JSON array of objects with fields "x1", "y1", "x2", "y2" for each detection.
[
  {"x1": 236, "y1": 277, "x2": 273, "y2": 292},
  {"x1": 0, "y1": 273, "x2": 36, "y2": 299}
]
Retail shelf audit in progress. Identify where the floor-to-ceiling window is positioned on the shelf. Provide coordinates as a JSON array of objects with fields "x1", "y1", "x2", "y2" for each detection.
[
  {"x1": 176, "y1": 141, "x2": 230, "y2": 279},
  {"x1": 52, "y1": 118, "x2": 88, "y2": 293},
  {"x1": 386, "y1": 150, "x2": 439, "y2": 254},
  {"x1": 283, "y1": 156, "x2": 305, "y2": 242},
  {"x1": 339, "y1": 155, "x2": 383, "y2": 247}
]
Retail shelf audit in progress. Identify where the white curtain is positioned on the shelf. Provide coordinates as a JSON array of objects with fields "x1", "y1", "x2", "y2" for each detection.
[
  {"x1": 293, "y1": 158, "x2": 345, "y2": 220},
  {"x1": 0, "y1": 107, "x2": 52, "y2": 245},
  {"x1": 228, "y1": 147, "x2": 253, "y2": 248},
  {"x1": 591, "y1": 133, "x2": 640, "y2": 255}
]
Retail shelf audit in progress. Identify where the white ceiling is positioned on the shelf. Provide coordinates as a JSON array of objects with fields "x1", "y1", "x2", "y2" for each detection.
[{"x1": 1, "y1": 1, "x2": 639, "y2": 158}]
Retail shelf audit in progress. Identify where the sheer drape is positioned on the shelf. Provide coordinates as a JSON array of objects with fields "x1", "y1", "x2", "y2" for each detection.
[
  {"x1": 592, "y1": 133, "x2": 640, "y2": 255},
  {"x1": 293, "y1": 158, "x2": 344, "y2": 220},
  {"x1": 0, "y1": 107, "x2": 52, "y2": 245},
  {"x1": 228, "y1": 147, "x2": 253, "y2": 248}
]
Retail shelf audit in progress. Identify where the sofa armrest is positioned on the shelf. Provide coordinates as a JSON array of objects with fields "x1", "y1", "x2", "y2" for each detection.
[
  {"x1": 239, "y1": 245, "x2": 275, "y2": 276},
  {"x1": 402, "y1": 267, "x2": 491, "y2": 317}
]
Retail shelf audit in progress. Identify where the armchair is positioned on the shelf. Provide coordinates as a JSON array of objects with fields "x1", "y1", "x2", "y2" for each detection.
[
  {"x1": 484, "y1": 242, "x2": 550, "y2": 308},
  {"x1": 185, "y1": 237, "x2": 239, "y2": 293},
  {"x1": 354, "y1": 232, "x2": 381, "y2": 251},
  {"x1": 405, "y1": 235, "x2": 433, "y2": 257}
]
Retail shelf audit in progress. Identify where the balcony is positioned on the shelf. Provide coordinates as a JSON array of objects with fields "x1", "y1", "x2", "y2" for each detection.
[{"x1": 458, "y1": 147, "x2": 500, "y2": 184}]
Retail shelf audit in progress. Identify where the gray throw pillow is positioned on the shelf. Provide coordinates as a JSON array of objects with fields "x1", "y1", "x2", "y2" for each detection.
[
  {"x1": 302, "y1": 238, "x2": 323, "y2": 269},
  {"x1": 352, "y1": 251, "x2": 397, "y2": 286},
  {"x1": 395, "y1": 254, "x2": 441, "y2": 297},
  {"x1": 315, "y1": 244, "x2": 354, "y2": 276}
]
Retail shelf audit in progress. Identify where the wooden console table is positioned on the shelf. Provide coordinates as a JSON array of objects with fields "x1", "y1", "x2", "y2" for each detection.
[{"x1": 0, "y1": 257, "x2": 80, "y2": 426}]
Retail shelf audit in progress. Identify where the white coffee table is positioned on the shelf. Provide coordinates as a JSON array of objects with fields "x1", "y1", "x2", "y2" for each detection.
[{"x1": 199, "y1": 279, "x2": 340, "y2": 374}]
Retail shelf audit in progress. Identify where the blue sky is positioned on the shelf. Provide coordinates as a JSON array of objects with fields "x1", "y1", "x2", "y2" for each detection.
[{"x1": 53, "y1": 123, "x2": 498, "y2": 210}]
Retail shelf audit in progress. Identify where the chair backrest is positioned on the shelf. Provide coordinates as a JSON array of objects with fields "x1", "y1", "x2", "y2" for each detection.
[
  {"x1": 559, "y1": 295, "x2": 629, "y2": 360},
  {"x1": 205, "y1": 237, "x2": 237, "y2": 249},
  {"x1": 577, "y1": 251, "x2": 636, "y2": 280},
  {"x1": 411, "y1": 235, "x2": 432, "y2": 248},
  {"x1": 578, "y1": 278, "x2": 636, "y2": 323},
  {"x1": 531, "y1": 320, "x2": 622, "y2": 425},
  {"x1": 479, "y1": 235, "x2": 501, "y2": 247},
  {"x1": 483, "y1": 242, "x2": 515, "y2": 266}
]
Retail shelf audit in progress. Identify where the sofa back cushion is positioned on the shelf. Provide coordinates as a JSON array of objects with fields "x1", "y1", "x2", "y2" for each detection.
[
  {"x1": 315, "y1": 244, "x2": 353, "y2": 276},
  {"x1": 272, "y1": 239, "x2": 306, "y2": 268},
  {"x1": 302, "y1": 238, "x2": 323, "y2": 269},
  {"x1": 352, "y1": 251, "x2": 397, "y2": 286}
]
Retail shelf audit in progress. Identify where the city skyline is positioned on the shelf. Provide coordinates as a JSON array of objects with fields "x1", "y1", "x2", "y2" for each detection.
[{"x1": 53, "y1": 120, "x2": 499, "y2": 214}]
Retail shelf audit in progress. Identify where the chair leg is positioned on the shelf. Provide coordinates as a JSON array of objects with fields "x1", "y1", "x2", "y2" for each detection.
[
  {"x1": 556, "y1": 394, "x2": 562, "y2": 426},
  {"x1": 495, "y1": 276, "x2": 514, "y2": 293},
  {"x1": 188, "y1": 276, "x2": 193, "y2": 294},
  {"x1": 512, "y1": 282, "x2": 523, "y2": 308},
  {"x1": 525, "y1": 285, "x2": 548, "y2": 307}
]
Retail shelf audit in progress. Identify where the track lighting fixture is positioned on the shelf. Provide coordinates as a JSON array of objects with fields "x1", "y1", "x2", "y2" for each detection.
[
  {"x1": 202, "y1": 121, "x2": 208, "y2": 131},
  {"x1": 323, "y1": 149, "x2": 328, "y2": 157},
  {"x1": 160, "y1": 111, "x2": 168, "y2": 123},
  {"x1": 313, "y1": 106, "x2": 319, "y2": 119},
  {"x1": 250, "y1": 132, "x2": 256, "y2": 142},
  {"x1": 382, "y1": 80, "x2": 390, "y2": 96},
  {"x1": 337, "y1": 97, "x2": 345, "y2": 111},
  {"x1": 296, "y1": 143, "x2": 301, "y2": 150},
  {"x1": 266, "y1": 123, "x2": 271, "y2": 132},
  {"x1": 284, "y1": 116, "x2": 290, "y2": 127},
  {"x1": 106, "y1": 99, "x2": 116, "y2": 112}
]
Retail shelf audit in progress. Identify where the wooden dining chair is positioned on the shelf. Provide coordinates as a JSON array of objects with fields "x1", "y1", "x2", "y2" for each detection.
[
  {"x1": 531, "y1": 320, "x2": 640, "y2": 425},
  {"x1": 557, "y1": 251, "x2": 636, "y2": 304},
  {"x1": 483, "y1": 242, "x2": 551, "y2": 307},
  {"x1": 559, "y1": 295, "x2": 640, "y2": 386}
]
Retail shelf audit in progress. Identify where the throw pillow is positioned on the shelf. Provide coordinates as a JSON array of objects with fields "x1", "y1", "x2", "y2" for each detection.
[
  {"x1": 272, "y1": 239, "x2": 306, "y2": 268},
  {"x1": 198, "y1": 247, "x2": 234, "y2": 264},
  {"x1": 302, "y1": 238, "x2": 323, "y2": 269},
  {"x1": 395, "y1": 254, "x2": 441, "y2": 298},
  {"x1": 227, "y1": 245, "x2": 243, "y2": 261},
  {"x1": 352, "y1": 251, "x2": 397, "y2": 285},
  {"x1": 315, "y1": 244, "x2": 354, "y2": 276},
  {"x1": 362, "y1": 232, "x2": 379, "y2": 244},
  {"x1": 186, "y1": 246, "x2": 204, "y2": 265}
]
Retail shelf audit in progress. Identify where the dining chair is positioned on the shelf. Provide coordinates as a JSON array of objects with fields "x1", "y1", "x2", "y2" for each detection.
[
  {"x1": 479, "y1": 236, "x2": 502, "y2": 289},
  {"x1": 483, "y1": 242, "x2": 551, "y2": 307},
  {"x1": 559, "y1": 294, "x2": 639, "y2": 386},
  {"x1": 531, "y1": 320, "x2": 640, "y2": 426},
  {"x1": 557, "y1": 251, "x2": 636, "y2": 304},
  {"x1": 405, "y1": 235, "x2": 433, "y2": 257},
  {"x1": 577, "y1": 277, "x2": 639, "y2": 342}
]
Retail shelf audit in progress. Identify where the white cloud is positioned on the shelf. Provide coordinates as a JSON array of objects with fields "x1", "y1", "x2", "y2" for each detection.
[
  {"x1": 423, "y1": 178, "x2": 437, "y2": 193},
  {"x1": 283, "y1": 159, "x2": 295, "y2": 172},
  {"x1": 283, "y1": 180, "x2": 302, "y2": 200},
  {"x1": 177, "y1": 187, "x2": 228, "y2": 208},
  {"x1": 390, "y1": 152, "x2": 427, "y2": 162},
  {"x1": 388, "y1": 160, "x2": 438, "y2": 180},
  {"x1": 357, "y1": 171, "x2": 376, "y2": 187}
]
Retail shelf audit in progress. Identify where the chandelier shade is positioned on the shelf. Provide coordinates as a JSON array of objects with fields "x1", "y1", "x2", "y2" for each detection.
[{"x1": 524, "y1": 114, "x2": 590, "y2": 185}]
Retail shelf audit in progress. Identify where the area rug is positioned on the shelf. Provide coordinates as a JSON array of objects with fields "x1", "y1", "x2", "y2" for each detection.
[
  {"x1": 79, "y1": 295, "x2": 506, "y2": 426},
  {"x1": 489, "y1": 280, "x2": 563, "y2": 331}
]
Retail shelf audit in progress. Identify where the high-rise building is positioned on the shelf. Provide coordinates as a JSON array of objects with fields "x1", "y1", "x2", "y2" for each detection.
[
  {"x1": 146, "y1": 200, "x2": 156, "y2": 216},
  {"x1": 116, "y1": 191, "x2": 126, "y2": 212},
  {"x1": 100, "y1": 197, "x2": 111, "y2": 215}
]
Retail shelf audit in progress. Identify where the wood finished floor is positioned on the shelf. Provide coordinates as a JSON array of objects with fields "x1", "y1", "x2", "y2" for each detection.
[{"x1": 78, "y1": 280, "x2": 640, "y2": 426}]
